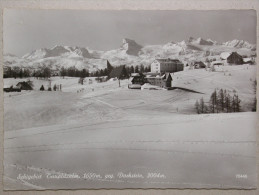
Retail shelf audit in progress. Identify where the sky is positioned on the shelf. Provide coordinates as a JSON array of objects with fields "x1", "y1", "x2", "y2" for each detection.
[{"x1": 4, "y1": 9, "x2": 256, "y2": 57}]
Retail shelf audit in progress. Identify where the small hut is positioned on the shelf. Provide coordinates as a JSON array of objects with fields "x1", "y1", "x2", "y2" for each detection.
[
  {"x1": 130, "y1": 73, "x2": 146, "y2": 85},
  {"x1": 194, "y1": 61, "x2": 206, "y2": 69},
  {"x1": 227, "y1": 52, "x2": 243, "y2": 65},
  {"x1": 16, "y1": 81, "x2": 33, "y2": 90},
  {"x1": 146, "y1": 72, "x2": 172, "y2": 88}
]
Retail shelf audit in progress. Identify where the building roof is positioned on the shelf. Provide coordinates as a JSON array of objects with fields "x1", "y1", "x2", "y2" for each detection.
[
  {"x1": 147, "y1": 73, "x2": 172, "y2": 81},
  {"x1": 143, "y1": 72, "x2": 160, "y2": 76},
  {"x1": 131, "y1": 73, "x2": 140, "y2": 77},
  {"x1": 16, "y1": 81, "x2": 33, "y2": 90},
  {"x1": 227, "y1": 52, "x2": 243, "y2": 59},
  {"x1": 194, "y1": 61, "x2": 206, "y2": 65},
  {"x1": 160, "y1": 72, "x2": 172, "y2": 80},
  {"x1": 220, "y1": 52, "x2": 231, "y2": 60},
  {"x1": 243, "y1": 58, "x2": 253, "y2": 63},
  {"x1": 156, "y1": 58, "x2": 181, "y2": 63},
  {"x1": 211, "y1": 61, "x2": 224, "y2": 65}
]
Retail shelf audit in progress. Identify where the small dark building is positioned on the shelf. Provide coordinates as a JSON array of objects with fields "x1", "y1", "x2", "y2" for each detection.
[
  {"x1": 4, "y1": 86, "x2": 21, "y2": 92},
  {"x1": 194, "y1": 61, "x2": 206, "y2": 69},
  {"x1": 227, "y1": 52, "x2": 243, "y2": 65},
  {"x1": 146, "y1": 73, "x2": 172, "y2": 88},
  {"x1": 109, "y1": 65, "x2": 128, "y2": 79},
  {"x1": 130, "y1": 73, "x2": 146, "y2": 85},
  {"x1": 16, "y1": 81, "x2": 33, "y2": 90}
]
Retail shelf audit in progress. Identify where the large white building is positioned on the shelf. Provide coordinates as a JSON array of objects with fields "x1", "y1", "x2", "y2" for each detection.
[{"x1": 151, "y1": 58, "x2": 184, "y2": 74}]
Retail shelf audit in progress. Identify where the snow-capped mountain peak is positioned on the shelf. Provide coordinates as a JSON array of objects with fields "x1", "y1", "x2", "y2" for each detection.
[
  {"x1": 22, "y1": 45, "x2": 93, "y2": 60},
  {"x1": 223, "y1": 39, "x2": 256, "y2": 50},
  {"x1": 5, "y1": 37, "x2": 256, "y2": 74},
  {"x1": 121, "y1": 38, "x2": 143, "y2": 56},
  {"x1": 22, "y1": 48, "x2": 49, "y2": 60},
  {"x1": 188, "y1": 37, "x2": 215, "y2": 46}
]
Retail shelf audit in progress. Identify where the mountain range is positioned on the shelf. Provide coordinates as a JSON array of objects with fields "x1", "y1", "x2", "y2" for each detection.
[{"x1": 4, "y1": 37, "x2": 256, "y2": 73}]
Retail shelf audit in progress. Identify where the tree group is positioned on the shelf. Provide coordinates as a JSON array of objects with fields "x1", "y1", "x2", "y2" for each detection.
[
  {"x1": 60, "y1": 67, "x2": 89, "y2": 78},
  {"x1": 195, "y1": 89, "x2": 241, "y2": 114},
  {"x1": 4, "y1": 62, "x2": 151, "y2": 79},
  {"x1": 90, "y1": 64, "x2": 151, "y2": 78},
  {"x1": 4, "y1": 67, "x2": 31, "y2": 78}
]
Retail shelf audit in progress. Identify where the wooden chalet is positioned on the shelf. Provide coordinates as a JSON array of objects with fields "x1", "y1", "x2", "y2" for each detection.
[
  {"x1": 227, "y1": 52, "x2": 243, "y2": 65},
  {"x1": 130, "y1": 73, "x2": 146, "y2": 85},
  {"x1": 16, "y1": 81, "x2": 33, "y2": 90},
  {"x1": 146, "y1": 73, "x2": 172, "y2": 88}
]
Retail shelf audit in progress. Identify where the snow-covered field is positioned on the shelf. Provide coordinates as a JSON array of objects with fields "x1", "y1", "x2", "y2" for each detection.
[{"x1": 3, "y1": 65, "x2": 257, "y2": 189}]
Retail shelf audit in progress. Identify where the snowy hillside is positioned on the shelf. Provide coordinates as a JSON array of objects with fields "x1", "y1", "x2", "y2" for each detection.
[
  {"x1": 4, "y1": 72, "x2": 257, "y2": 189},
  {"x1": 3, "y1": 53, "x2": 257, "y2": 190}
]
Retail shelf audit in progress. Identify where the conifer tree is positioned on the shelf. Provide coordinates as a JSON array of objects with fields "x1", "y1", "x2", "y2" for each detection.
[
  {"x1": 135, "y1": 65, "x2": 139, "y2": 73},
  {"x1": 218, "y1": 89, "x2": 225, "y2": 112},
  {"x1": 130, "y1": 66, "x2": 134, "y2": 74},
  {"x1": 235, "y1": 94, "x2": 241, "y2": 112},
  {"x1": 121, "y1": 66, "x2": 129, "y2": 79},
  {"x1": 53, "y1": 84, "x2": 57, "y2": 91},
  {"x1": 140, "y1": 64, "x2": 145, "y2": 73},
  {"x1": 60, "y1": 67, "x2": 66, "y2": 78},
  {"x1": 40, "y1": 85, "x2": 45, "y2": 91},
  {"x1": 200, "y1": 97, "x2": 206, "y2": 113},
  {"x1": 209, "y1": 90, "x2": 217, "y2": 113},
  {"x1": 232, "y1": 95, "x2": 237, "y2": 112},
  {"x1": 195, "y1": 100, "x2": 200, "y2": 114},
  {"x1": 225, "y1": 93, "x2": 232, "y2": 113},
  {"x1": 107, "y1": 60, "x2": 113, "y2": 77}
]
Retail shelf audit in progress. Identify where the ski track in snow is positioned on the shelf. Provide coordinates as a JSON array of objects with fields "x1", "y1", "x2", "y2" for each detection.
[{"x1": 3, "y1": 65, "x2": 257, "y2": 189}]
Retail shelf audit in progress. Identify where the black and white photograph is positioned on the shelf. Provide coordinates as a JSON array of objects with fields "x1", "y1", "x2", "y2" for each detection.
[{"x1": 3, "y1": 9, "x2": 257, "y2": 190}]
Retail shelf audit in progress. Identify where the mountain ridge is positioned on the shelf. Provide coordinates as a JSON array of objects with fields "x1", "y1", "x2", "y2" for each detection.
[{"x1": 4, "y1": 37, "x2": 256, "y2": 73}]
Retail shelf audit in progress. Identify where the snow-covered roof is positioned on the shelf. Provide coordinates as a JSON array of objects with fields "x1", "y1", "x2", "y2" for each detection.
[
  {"x1": 131, "y1": 73, "x2": 140, "y2": 77},
  {"x1": 129, "y1": 77, "x2": 134, "y2": 82},
  {"x1": 220, "y1": 52, "x2": 231, "y2": 60},
  {"x1": 212, "y1": 61, "x2": 224, "y2": 65},
  {"x1": 141, "y1": 83, "x2": 163, "y2": 90},
  {"x1": 194, "y1": 61, "x2": 205, "y2": 65},
  {"x1": 243, "y1": 58, "x2": 252, "y2": 63}
]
